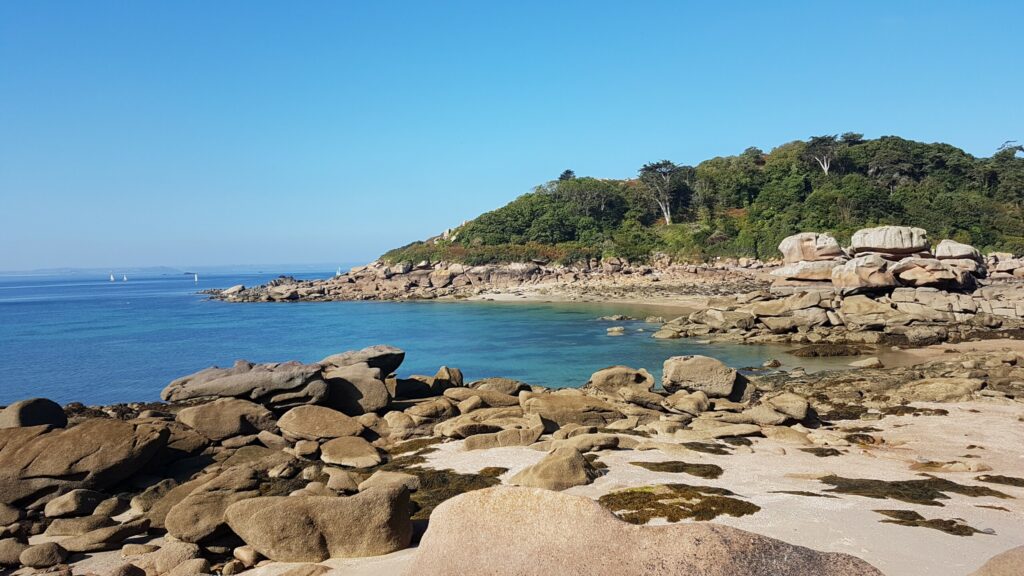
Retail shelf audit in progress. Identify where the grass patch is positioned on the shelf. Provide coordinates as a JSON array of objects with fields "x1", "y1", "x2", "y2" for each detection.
[
  {"x1": 875, "y1": 509, "x2": 985, "y2": 536},
  {"x1": 820, "y1": 474, "x2": 1013, "y2": 506},
  {"x1": 598, "y1": 483, "x2": 759, "y2": 524},
  {"x1": 631, "y1": 461, "x2": 723, "y2": 479}
]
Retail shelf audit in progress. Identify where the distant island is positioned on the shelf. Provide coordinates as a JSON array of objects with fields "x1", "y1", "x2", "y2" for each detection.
[{"x1": 383, "y1": 134, "x2": 1024, "y2": 266}]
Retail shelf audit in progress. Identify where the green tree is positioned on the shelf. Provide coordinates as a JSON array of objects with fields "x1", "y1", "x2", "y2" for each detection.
[{"x1": 637, "y1": 160, "x2": 688, "y2": 225}]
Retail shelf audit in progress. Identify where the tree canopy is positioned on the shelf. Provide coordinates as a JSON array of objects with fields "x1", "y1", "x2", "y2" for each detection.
[{"x1": 382, "y1": 135, "x2": 1024, "y2": 265}]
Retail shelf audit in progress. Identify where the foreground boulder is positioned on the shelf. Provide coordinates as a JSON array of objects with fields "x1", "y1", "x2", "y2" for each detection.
[
  {"x1": 0, "y1": 419, "x2": 167, "y2": 507},
  {"x1": 971, "y1": 545, "x2": 1024, "y2": 576},
  {"x1": 662, "y1": 355, "x2": 737, "y2": 398},
  {"x1": 224, "y1": 487, "x2": 412, "y2": 562},
  {"x1": 407, "y1": 487, "x2": 882, "y2": 576}
]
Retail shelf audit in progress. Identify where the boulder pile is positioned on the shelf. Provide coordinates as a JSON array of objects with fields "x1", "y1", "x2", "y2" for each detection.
[
  {"x1": 649, "y1": 226, "x2": 1024, "y2": 345},
  {"x1": 772, "y1": 226, "x2": 998, "y2": 294},
  {"x1": 2, "y1": 344, "x2": 1020, "y2": 574},
  {"x1": 207, "y1": 257, "x2": 768, "y2": 303}
]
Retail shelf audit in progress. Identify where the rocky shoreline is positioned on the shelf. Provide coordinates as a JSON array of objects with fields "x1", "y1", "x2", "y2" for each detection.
[
  {"x1": 207, "y1": 226, "x2": 1024, "y2": 349},
  {"x1": 2, "y1": 342, "x2": 1024, "y2": 575}
]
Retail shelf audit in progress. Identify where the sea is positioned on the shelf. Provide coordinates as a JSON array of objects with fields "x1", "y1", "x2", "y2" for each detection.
[{"x1": 0, "y1": 271, "x2": 855, "y2": 406}]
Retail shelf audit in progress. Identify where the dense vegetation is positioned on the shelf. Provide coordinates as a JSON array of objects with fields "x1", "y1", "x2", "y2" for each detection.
[{"x1": 382, "y1": 135, "x2": 1024, "y2": 265}]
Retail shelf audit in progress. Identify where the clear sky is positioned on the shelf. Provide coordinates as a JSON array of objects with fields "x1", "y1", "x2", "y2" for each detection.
[{"x1": 1, "y1": 1, "x2": 1021, "y2": 271}]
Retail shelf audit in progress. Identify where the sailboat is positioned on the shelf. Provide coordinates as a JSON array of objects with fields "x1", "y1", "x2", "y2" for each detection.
[
  {"x1": 122, "y1": 274, "x2": 128, "y2": 282},
  {"x1": 335, "y1": 266, "x2": 342, "y2": 277},
  {"x1": 194, "y1": 273, "x2": 199, "y2": 284},
  {"x1": 109, "y1": 273, "x2": 115, "y2": 282}
]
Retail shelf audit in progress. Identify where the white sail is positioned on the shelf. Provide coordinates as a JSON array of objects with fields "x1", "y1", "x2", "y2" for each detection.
[
  {"x1": 194, "y1": 273, "x2": 199, "y2": 283},
  {"x1": 109, "y1": 273, "x2": 115, "y2": 282},
  {"x1": 122, "y1": 274, "x2": 128, "y2": 282},
  {"x1": 336, "y1": 266, "x2": 342, "y2": 276}
]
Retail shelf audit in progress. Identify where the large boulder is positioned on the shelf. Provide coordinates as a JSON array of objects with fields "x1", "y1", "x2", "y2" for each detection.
[
  {"x1": 935, "y1": 239, "x2": 981, "y2": 262},
  {"x1": 520, "y1": 393, "x2": 622, "y2": 430},
  {"x1": 320, "y1": 436, "x2": 382, "y2": 468},
  {"x1": 164, "y1": 467, "x2": 260, "y2": 544},
  {"x1": 224, "y1": 487, "x2": 412, "y2": 562},
  {"x1": 0, "y1": 419, "x2": 167, "y2": 507},
  {"x1": 319, "y1": 345, "x2": 405, "y2": 377},
  {"x1": 407, "y1": 487, "x2": 883, "y2": 576},
  {"x1": 891, "y1": 377, "x2": 983, "y2": 403},
  {"x1": 175, "y1": 398, "x2": 275, "y2": 441},
  {"x1": 837, "y1": 295, "x2": 903, "y2": 330},
  {"x1": 662, "y1": 355, "x2": 737, "y2": 398},
  {"x1": 890, "y1": 258, "x2": 965, "y2": 289},
  {"x1": 162, "y1": 361, "x2": 327, "y2": 409},
  {"x1": 778, "y1": 233, "x2": 844, "y2": 263},
  {"x1": 830, "y1": 255, "x2": 897, "y2": 294},
  {"x1": 321, "y1": 363, "x2": 391, "y2": 415},
  {"x1": 509, "y1": 447, "x2": 598, "y2": 491},
  {"x1": 277, "y1": 405, "x2": 363, "y2": 440},
  {"x1": 0, "y1": 398, "x2": 67, "y2": 429},
  {"x1": 584, "y1": 366, "x2": 654, "y2": 396},
  {"x1": 850, "y1": 226, "x2": 928, "y2": 255},
  {"x1": 44, "y1": 489, "x2": 105, "y2": 518},
  {"x1": 770, "y1": 260, "x2": 837, "y2": 282}
]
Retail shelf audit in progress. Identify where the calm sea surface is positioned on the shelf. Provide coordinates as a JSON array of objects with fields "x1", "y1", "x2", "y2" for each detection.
[{"x1": 0, "y1": 272, "x2": 852, "y2": 405}]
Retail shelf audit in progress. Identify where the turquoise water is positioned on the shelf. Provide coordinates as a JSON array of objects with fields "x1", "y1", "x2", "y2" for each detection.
[{"x1": 0, "y1": 272, "x2": 844, "y2": 406}]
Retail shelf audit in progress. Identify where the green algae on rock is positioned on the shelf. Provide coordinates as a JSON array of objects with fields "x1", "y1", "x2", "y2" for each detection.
[
  {"x1": 630, "y1": 461, "x2": 724, "y2": 479},
  {"x1": 598, "y1": 483, "x2": 760, "y2": 524}
]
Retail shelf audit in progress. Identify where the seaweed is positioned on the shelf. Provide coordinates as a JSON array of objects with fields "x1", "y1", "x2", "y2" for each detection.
[
  {"x1": 598, "y1": 483, "x2": 760, "y2": 524},
  {"x1": 630, "y1": 461, "x2": 724, "y2": 479},
  {"x1": 405, "y1": 467, "x2": 501, "y2": 521},
  {"x1": 820, "y1": 474, "x2": 1013, "y2": 506},
  {"x1": 595, "y1": 428, "x2": 651, "y2": 437},
  {"x1": 682, "y1": 442, "x2": 732, "y2": 455},
  {"x1": 976, "y1": 474, "x2": 1024, "y2": 488},
  {"x1": 881, "y1": 406, "x2": 948, "y2": 417},
  {"x1": 720, "y1": 436, "x2": 752, "y2": 447},
  {"x1": 584, "y1": 453, "x2": 608, "y2": 470},
  {"x1": 800, "y1": 447, "x2": 842, "y2": 457},
  {"x1": 845, "y1": 433, "x2": 879, "y2": 445},
  {"x1": 769, "y1": 490, "x2": 839, "y2": 499},
  {"x1": 477, "y1": 467, "x2": 509, "y2": 478},
  {"x1": 789, "y1": 344, "x2": 866, "y2": 357},
  {"x1": 975, "y1": 505, "x2": 1010, "y2": 512},
  {"x1": 389, "y1": 436, "x2": 444, "y2": 455},
  {"x1": 819, "y1": 404, "x2": 869, "y2": 422},
  {"x1": 874, "y1": 509, "x2": 985, "y2": 536}
]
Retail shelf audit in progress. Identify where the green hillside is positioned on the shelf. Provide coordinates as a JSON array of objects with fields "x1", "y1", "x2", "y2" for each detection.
[{"x1": 382, "y1": 135, "x2": 1024, "y2": 265}]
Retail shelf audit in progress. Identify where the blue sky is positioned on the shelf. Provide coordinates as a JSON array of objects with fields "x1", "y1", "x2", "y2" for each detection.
[{"x1": 1, "y1": 1, "x2": 1021, "y2": 270}]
